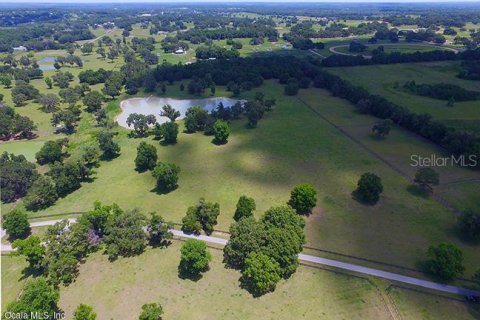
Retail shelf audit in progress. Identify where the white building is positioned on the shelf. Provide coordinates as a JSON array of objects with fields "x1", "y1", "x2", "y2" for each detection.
[{"x1": 13, "y1": 46, "x2": 27, "y2": 52}]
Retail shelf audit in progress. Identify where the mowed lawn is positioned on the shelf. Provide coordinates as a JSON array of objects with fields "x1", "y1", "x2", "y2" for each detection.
[
  {"x1": 328, "y1": 61, "x2": 480, "y2": 132},
  {"x1": 58, "y1": 242, "x2": 389, "y2": 319},
  {"x1": 390, "y1": 286, "x2": 480, "y2": 320},
  {"x1": 3, "y1": 80, "x2": 479, "y2": 277}
]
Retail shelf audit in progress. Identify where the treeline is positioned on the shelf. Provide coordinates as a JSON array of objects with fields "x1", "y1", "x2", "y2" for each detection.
[
  {"x1": 0, "y1": 106, "x2": 37, "y2": 140},
  {"x1": 176, "y1": 25, "x2": 278, "y2": 42},
  {"x1": 403, "y1": 81, "x2": 480, "y2": 101},
  {"x1": 312, "y1": 69, "x2": 479, "y2": 165},
  {"x1": 458, "y1": 61, "x2": 480, "y2": 81},
  {"x1": 0, "y1": 22, "x2": 94, "y2": 53},
  {"x1": 322, "y1": 48, "x2": 480, "y2": 67},
  {"x1": 195, "y1": 45, "x2": 240, "y2": 60}
]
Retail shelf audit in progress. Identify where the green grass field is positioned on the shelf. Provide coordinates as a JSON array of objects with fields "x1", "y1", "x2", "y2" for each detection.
[
  {"x1": 332, "y1": 43, "x2": 447, "y2": 56},
  {"x1": 0, "y1": 242, "x2": 392, "y2": 319},
  {"x1": 328, "y1": 61, "x2": 480, "y2": 132},
  {"x1": 3, "y1": 80, "x2": 479, "y2": 279},
  {"x1": 389, "y1": 285, "x2": 480, "y2": 319}
]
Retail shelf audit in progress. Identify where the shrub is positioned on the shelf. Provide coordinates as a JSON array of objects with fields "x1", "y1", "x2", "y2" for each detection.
[
  {"x1": 355, "y1": 173, "x2": 383, "y2": 205},
  {"x1": 234, "y1": 195, "x2": 256, "y2": 221},
  {"x1": 152, "y1": 162, "x2": 180, "y2": 192},
  {"x1": 288, "y1": 183, "x2": 317, "y2": 215}
]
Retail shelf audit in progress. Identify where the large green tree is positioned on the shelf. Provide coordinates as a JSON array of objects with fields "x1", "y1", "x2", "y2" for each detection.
[
  {"x1": 181, "y1": 198, "x2": 220, "y2": 235},
  {"x1": 234, "y1": 195, "x2": 256, "y2": 221},
  {"x1": 152, "y1": 162, "x2": 180, "y2": 192},
  {"x1": 0, "y1": 152, "x2": 39, "y2": 203},
  {"x1": 11, "y1": 235, "x2": 45, "y2": 271},
  {"x1": 135, "y1": 142, "x2": 158, "y2": 172},
  {"x1": 213, "y1": 120, "x2": 230, "y2": 144},
  {"x1": 241, "y1": 252, "x2": 281, "y2": 296},
  {"x1": 3, "y1": 208, "x2": 30, "y2": 239},
  {"x1": 355, "y1": 172, "x2": 383, "y2": 205},
  {"x1": 457, "y1": 210, "x2": 480, "y2": 242},
  {"x1": 104, "y1": 209, "x2": 147, "y2": 260},
  {"x1": 24, "y1": 175, "x2": 59, "y2": 210},
  {"x1": 97, "y1": 131, "x2": 120, "y2": 159},
  {"x1": 5, "y1": 278, "x2": 59, "y2": 317},
  {"x1": 425, "y1": 242, "x2": 465, "y2": 281},
  {"x1": 179, "y1": 239, "x2": 211, "y2": 278},
  {"x1": 414, "y1": 167, "x2": 440, "y2": 192}
]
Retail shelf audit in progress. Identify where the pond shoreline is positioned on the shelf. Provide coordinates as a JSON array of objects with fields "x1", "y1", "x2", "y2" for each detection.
[{"x1": 116, "y1": 96, "x2": 244, "y2": 129}]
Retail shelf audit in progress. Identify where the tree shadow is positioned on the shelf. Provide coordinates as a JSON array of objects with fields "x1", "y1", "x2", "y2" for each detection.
[
  {"x1": 406, "y1": 185, "x2": 430, "y2": 199},
  {"x1": 238, "y1": 275, "x2": 272, "y2": 298},
  {"x1": 177, "y1": 266, "x2": 205, "y2": 282},
  {"x1": 211, "y1": 138, "x2": 228, "y2": 146},
  {"x1": 149, "y1": 185, "x2": 177, "y2": 195},
  {"x1": 351, "y1": 190, "x2": 378, "y2": 206},
  {"x1": 99, "y1": 153, "x2": 120, "y2": 162},
  {"x1": 19, "y1": 266, "x2": 45, "y2": 281}
]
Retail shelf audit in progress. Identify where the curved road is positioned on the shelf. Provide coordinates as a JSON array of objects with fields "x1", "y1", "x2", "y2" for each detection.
[{"x1": 2, "y1": 219, "x2": 479, "y2": 296}]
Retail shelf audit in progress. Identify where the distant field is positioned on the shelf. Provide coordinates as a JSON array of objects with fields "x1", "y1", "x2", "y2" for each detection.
[
  {"x1": 328, "y1": 61, "x2": 480, "y2": 132},
  {"x1": 332, "y1": 43, "x2": 453, "y2": 56},
  {"x1": 0, "y1": 140, "x2": 44, "y2": 162}
]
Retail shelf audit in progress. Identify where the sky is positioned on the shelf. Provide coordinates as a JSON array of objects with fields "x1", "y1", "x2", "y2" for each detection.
[{"x1": 4, "y1": 0, "x2": 480, "y2": 3}]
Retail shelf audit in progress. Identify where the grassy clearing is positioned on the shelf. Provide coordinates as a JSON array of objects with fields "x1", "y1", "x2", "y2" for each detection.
[
  {"x1": 56, "y1": 241, "x2": 389, "y2": 319},
  {"x1": 328, "y1": 61, "x2": 480, "y2": 127},
  {"x1": 389, "y1": 286, "x2": 480, "y2": 319},
  {"x1": 1, "y1": 256, "x2": 28, "y2": 307}
]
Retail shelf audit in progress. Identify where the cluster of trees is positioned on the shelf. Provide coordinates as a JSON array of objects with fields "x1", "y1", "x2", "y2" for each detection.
[
  {"x1": 402, "y1": 81, "x2": 480, "y2": 101},
  {"x1": 127, "y1": 113, "x2": 157, "y2": 138},
  {"x1": 0, "y1": 152, "x2": 39, "y2": 203},
  {"x1": 54, "y1": 54, "x2": 83, "y2": 68},
  {"x1": 12, "y1": 202, "x2": 173, "y2": 286},
  {"x1": 78, "y1": 68, "x2": 112, "y2": 85},
  {"x1": 311, "y1": 67, "x2": 480, "y2": 166},
  {"x1": 458, "y1": 61, "x2": 480, "y2": 81},
  {"x1": 0, "y1": 105, "x2": 37, "y2": 140},
  {"x1": 405, "y1": 30, "x2": 446, "y2": 44},
  {"x1": 182, "y1": 198, "x2": 220, "y2": 235},
  {"x1": 349, "y1": 40, "x2": 367, "y2": 53},
  {"x1": 322, "y1": 49, "x2": 458, "y2": 67},
  {"x1": 224, "y1": 205, "x2": 305, "y2": 295},
  {"x1": 177, "y1": 25, "x2": 278, "y2": 42},
  {"x1": 11, "y1": 80, "x2": 39, "y2": 107},
  {"x1": 195, "y1": 45, "x2": 240, "y2": 60},
  {"x1": 6, "y1": 132, "x2": 117, "y2": 211}
]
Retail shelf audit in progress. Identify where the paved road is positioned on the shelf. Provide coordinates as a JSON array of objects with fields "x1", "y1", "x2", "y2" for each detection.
[{"x1": 2, "y1": 219, "x2": 479, "y2": 296}]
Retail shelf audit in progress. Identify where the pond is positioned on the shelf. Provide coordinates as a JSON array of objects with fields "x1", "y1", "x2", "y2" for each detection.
[{"x1": 117, "y1": 97, "x2": 243, "y2": 129}]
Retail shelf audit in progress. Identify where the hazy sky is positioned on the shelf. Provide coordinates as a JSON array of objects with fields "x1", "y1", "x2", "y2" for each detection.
[{"x1": 4, "y1": 0, "x2": 480, "y2": 3}]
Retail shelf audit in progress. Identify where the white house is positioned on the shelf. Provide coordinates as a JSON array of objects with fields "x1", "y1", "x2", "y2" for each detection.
[
  {"x1": 13, "y1": 46, "x2": 27, "y2": 52},
  {"x1": 174, "y1": 48, "x2": 185, "y2": 54}
]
